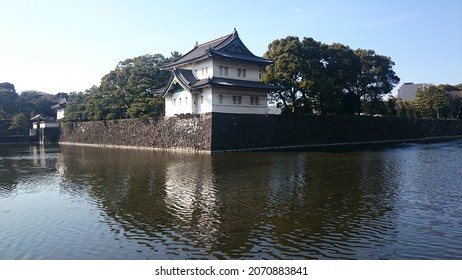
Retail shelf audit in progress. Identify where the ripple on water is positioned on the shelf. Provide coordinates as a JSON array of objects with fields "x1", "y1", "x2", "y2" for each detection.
[{"x1": 2, "y1": 143, "x2": 462, "y2": 259}]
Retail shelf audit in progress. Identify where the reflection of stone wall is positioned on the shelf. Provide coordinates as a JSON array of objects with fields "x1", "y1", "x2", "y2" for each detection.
[
  {"x1": 60, "y1": 114, "x2": 212, "y2": 151},
  {"x1": 60, "y1": 113, "x2": 462, "y2": 152}
]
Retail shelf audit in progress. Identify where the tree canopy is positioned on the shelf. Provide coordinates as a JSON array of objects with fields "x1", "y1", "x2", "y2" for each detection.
[
  {"x1": 0, "y1": 83, "x2": 19, "y2": 119},
  {"x1": 393, "y1": 84, "x2": 462, "y2": 119},
  {"x1": 65, "y1": 53, "x2": 174, "y2": 121},
  {"x1": 262, "y1": 36, "x2": 400, "y2": 115},
  {"x1": 0, "y1": 83, "x2": 60, "y2": 120}
]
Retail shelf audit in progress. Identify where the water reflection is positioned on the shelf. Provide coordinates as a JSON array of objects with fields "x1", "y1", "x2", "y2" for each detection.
[
  {"x1": 0, "y1": 145, "x2": 59, "y2": 196},
  {"x1": 2, "y1": 141, "x2": 461, "y2": 259},
  {"x1": 57, "y1": 145, "x2": 407, "y2": 259}
]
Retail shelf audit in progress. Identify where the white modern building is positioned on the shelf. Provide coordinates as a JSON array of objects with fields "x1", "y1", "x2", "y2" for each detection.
[
  {"x1": 398, "y1": 83, "x2": 428, "y2": 101},
  {"x1": 161, "y1": 30, "x2": 277, "y2": 116}
]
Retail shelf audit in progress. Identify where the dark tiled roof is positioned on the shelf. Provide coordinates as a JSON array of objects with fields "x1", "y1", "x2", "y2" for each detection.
[
  {"x1": 204, "y1": 77, "x2": 279, "y2": 91},
  {"x1": 162, "y1": 68, "x2": 278, "y2": 97},
  {"x1": 161, "y1": 30, "x2": 272, "y2": 69},
  {"x1": 175, "y1": 68, "x2": 198, "y2": 87}
]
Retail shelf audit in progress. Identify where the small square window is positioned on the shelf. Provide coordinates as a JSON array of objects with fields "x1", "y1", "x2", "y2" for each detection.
[
  {"x1": 243, "y1": 69, "x2": 246, "y2": 78},
  {"x1": 255, "y1": 97, "x2": 259, "y2": 105},
  {"x1": 250, "y1": 96, "x2": 254, "y2": 105},
  {"x1": 219, "y1": 95, "x2": 223, "y2": 103},
  {"x1": 237, "y1": 96, "x2": 241, "y2": 104},
  {"x1": 219, "y1": 66, "x2": 223, "y2": 75},
  {"x1": 233, "y1": 96, "x2": 237, "y2": 104},
  {"x1": 224, "y1": 67, "x2": 228, "y2": 76},
  {"x1": 237, "y1": 68, "x2": 241, "y2": 77}
]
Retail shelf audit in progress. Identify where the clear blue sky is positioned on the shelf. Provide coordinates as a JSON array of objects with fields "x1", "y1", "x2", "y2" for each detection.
[{"x1": 1, "y1": 0, "x2": 461, "y2": 95}]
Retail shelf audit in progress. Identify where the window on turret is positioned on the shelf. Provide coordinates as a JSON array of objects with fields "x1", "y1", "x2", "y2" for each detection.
[
  {"x1": 237, "y1": 68, "x2": 246, "y2": 78},
  {"x1": 233, "y1": 96, "x2": 242, "y2": 104},
  {"x1": 219, "y1": 66, "x2": 229, "y2": 76}
]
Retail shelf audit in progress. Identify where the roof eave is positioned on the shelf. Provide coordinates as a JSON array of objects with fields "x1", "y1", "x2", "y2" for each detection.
[
  {"x1": 160, "y1": 53, "x2": 213, "y2": 70},
  {"x1": 210, "y1": 51, "x2": 273, "y2": 66},
  {"x1": 161, "y1": 74, "x2": 176, "y2": 98},
  {"x1": 162, "y1": 70, "x2": 205, "y2": 98}
]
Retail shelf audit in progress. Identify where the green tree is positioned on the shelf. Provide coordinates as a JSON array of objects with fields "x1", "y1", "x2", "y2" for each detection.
[
  {"x1": 262, "y1": 36, "x2": 399, "y2": 116},
  {"x1": 8, "y1": 113, "x2": 29, "y2": 134},
  {"x1": 18, "y1": 90, "x2": 58, "y2": 118},
  {"x1": 65, "y1": 53, "x2": 176, "y2": 121},
  {"x1": 83, "y1": 86, "x2": 118, "y2": 120},
  {"x1": 99, "y1": 53, "x2": 170, "y2": 119},
  {"x1": 443, "y1": 84, "x2": 462, "y2": 119},
  {"x1": 353, "y1": 50, "x2": 400, "y2": 115},
  {"x1": 297, "y1": 37, "x2": 325, "y2": 113},
  {"x1": 262, "y1": 36, "x2": 307, "y2": 113},
  {"x1": 320, "y1": 43, "x2": 360, "y2": 115},
  {"x1": 0, "y1": 82, "x2": 19, "y2": 119},
  {"x1": 379, "y1": 95, "x2": 399, "y2": 116},
  {"x1": 415, "y1": 85, "x2": 449, "y2": 119},
  {"x1": 395, "y1": 98, "x2": 417, "y2": 118},
  {"x1": 64, "y1": 91, "x2": 88, "y2": 121}
]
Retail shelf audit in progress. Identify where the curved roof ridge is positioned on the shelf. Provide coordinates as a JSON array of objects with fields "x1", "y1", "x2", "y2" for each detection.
[
  {"x1": 197, "y1": 31, "x2": 234, "y2": 48},
  {"x1": 161, "y1": 30, "x2": 272, "y2": 69}
]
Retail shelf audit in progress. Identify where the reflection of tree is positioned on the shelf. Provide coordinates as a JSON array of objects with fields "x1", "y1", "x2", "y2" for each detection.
[
  {"x1": 61, "y1": 145, "x2": 170, "y2": 220},
  {"x1": 61, "y1": 146, "x2": 223, "y2": 258},
  {"x1": 275, "y1": 150, "x2": 399, "y2": 259},
  {"x1": 210, "y1": 151, "x2": 399, "y2": 259}
]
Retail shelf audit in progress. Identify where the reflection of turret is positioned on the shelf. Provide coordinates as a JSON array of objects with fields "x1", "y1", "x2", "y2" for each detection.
[
  {"x1": 0, "y1": 145, "x2": 60, "y2": 197},
  {"x1": 209, "y1": 153, "x2": 305, "y2": 258},
  {"x1": 164, "y1": 155, "x2": 220, "y2": 246}
]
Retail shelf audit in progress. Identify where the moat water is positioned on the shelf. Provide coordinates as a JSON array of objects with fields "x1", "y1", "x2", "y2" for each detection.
[{"x1": 1, "y1": 141, "x2": 461, "y2": 259}]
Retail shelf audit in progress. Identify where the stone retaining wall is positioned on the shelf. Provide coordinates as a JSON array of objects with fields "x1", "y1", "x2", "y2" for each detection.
[
  {"x1": 211, "y1": 114, "x2": 462, "y2": 151},
  {"x1": 59, "y1": 113, "x2": 462, "y2": 152},
  {"x1": 60, "y1": 114, "x2": 212, "y2": 151}
]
